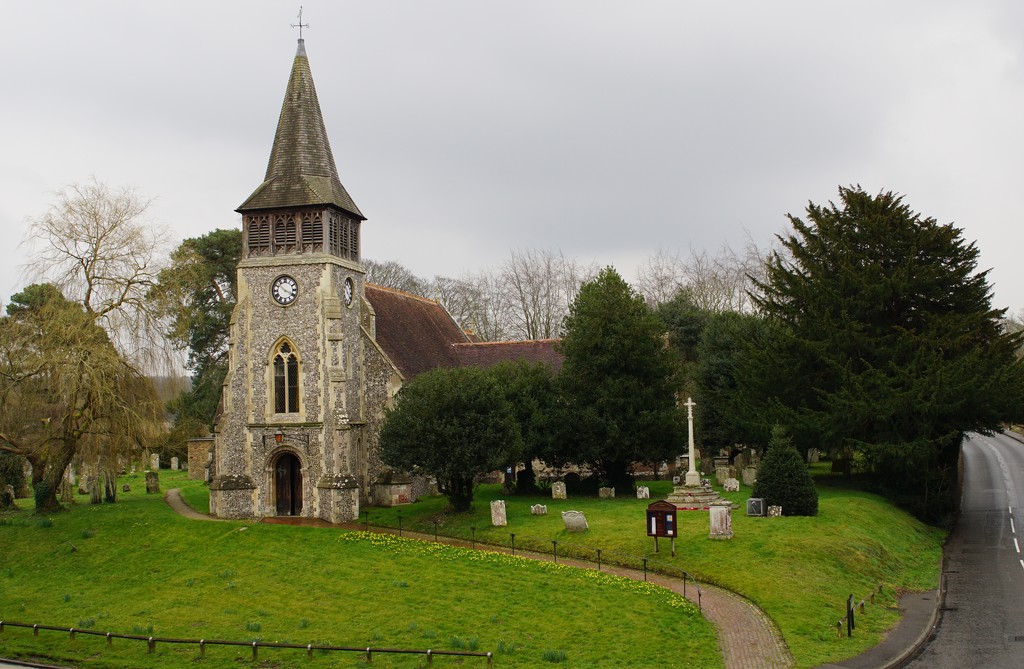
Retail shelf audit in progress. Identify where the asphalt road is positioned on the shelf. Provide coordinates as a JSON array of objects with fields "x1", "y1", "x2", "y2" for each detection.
[{"x1": 905, "y1": 431, "x2": 1024, "y2": 668}]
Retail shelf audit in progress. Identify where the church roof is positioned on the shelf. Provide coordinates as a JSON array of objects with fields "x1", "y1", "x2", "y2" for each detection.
[
  {"x1": 364, "y1": 284, "x2": 470, "y2": 379},
  {"x1": 365, "y1": 284, "x2": 565, "y2": 379},
  {"x1": 455, "y1": 340, "x2": 564, "y2": 372},
  {"x1": 238, "y1": 39, "x2": 364, "y2": 219}
]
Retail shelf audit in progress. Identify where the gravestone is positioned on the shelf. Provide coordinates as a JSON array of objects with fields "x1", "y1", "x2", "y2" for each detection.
[
  {"x1": 746, "y1": 498, "x2": 766, "y2": 517},
  {"x1": 768, "y1": 505, "x2": 783, "y2": 518},
  {"x1": 715, "y1": 466, "x2": 730, "y2": 485},
  {"x1": 599, "y1": 487, "x2": 615, "y2": 499},
  {"x1": 807, "y1": 448, "x2": 820, "y2": 464},
  {"x1": 170, "y1": 457, "x2": 179, "y2": 471},
  {"x1": 150, "y1": 453, "x2": 159, "y2": 471},
  {"x1": 636, "y1": 486, "x2": 650, "y2": 499},
  {"x1": 78, "y1": 475, "x2": 91, "y2": 495},
  {"x1": 551, "y1": 481, "x2": 567, "y2": 500},
  {"x1": 531, "y1": 504, "x2": 548, "y2": 515},
  {"x1": 122, "y1": 484, "x2": 131, "y2": 493},
  {"x1": 490, "y1": 500, "x2": 507, "y2": 526},
  {"x1": 145, "y1": 471, "x2": 160, "y2": 494},
  {"x1": 59, "y1": 480, "x2": 73, "y2": 504},
  {"x1": 561, "y1": 510, "x2": 589, "y2": 532},
  {"x1": 709, "y1": 502, "x2": 734, "y2": 539},
  {"x1": 723, "y1": 478, "x2": 740, "y2": 492},
  {"x1": 742, "y1": 466, "x2": 758, "y2": 487},
  {"x1": 0, "y1": 484, "x2": 14, "y2": 508}
]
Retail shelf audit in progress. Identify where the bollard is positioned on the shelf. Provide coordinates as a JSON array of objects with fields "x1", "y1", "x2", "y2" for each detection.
[
  {"x1": 860, "y1": 600, "x2": 865, "y2": 614},
  {"x1": 33, "y1": 624, "x2": 38, "y2": 636},
  {"x1": 200, "y1": 640, "x2": 205, "y2": 656},
  {"x1": 0, "y1": 620, "x2": 4, "y2": 633},
  {"x1": 426, "y1": 649, "x2": 433, "y2": 665},
  {"x1": 836, "y1": 621, "x2": 843, "y2": 638},
  {"x1": 252, "y1": 641, "x2": 259, "y2": 660},
  {"x1": 870, "y1": 591, "x2": 875, "y2": 605},
  {"x1": 510, "y1": 533, "x2": 516, "y2": 556},
  {"x1": 307, "y1": 643, "x2": 313, "y2": 660}
]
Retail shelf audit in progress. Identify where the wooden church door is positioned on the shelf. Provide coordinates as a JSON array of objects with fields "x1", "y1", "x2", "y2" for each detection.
[{"x1": 274, "y1": 453, "x2": 303, "y2": 516}]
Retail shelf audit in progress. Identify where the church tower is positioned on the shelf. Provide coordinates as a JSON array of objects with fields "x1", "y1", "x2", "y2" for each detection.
[{"x1": 210, "y1": 38, "x2": 370, "y2": 522}]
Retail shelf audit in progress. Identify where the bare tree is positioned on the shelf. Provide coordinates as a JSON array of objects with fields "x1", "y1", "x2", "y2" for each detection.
[
  {"x1": 363, "y1": 258, "x2": 428, "y2": 295},
  {"x1": 25, "y1": 180, "x2": 172, "y2": 369},
  {"x1": 500, "y1": 249, "x2": 597, "y2": 340}
]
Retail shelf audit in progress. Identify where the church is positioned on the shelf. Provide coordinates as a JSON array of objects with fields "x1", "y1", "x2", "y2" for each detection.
[{"x1": 209, "y1": 38, "x2": 559, "y2": 522}]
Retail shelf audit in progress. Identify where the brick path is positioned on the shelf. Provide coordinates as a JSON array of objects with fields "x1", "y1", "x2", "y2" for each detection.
[{"x1": 166, "y1": 492, "x2": 795, "y2": 669}]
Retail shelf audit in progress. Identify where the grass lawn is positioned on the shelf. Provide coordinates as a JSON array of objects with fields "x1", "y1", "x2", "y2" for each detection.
[
  {"x1": 362, "y1": 476, "x2": 946, "y2": 668},
  {"x1": 0, "y1": 471, "x2": 717, "y2": 669}
]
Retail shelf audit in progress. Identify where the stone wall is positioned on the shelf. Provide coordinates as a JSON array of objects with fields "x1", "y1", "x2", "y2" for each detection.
[{"x1": 187, "y1": 438, "x2": 214, "y2": 481}]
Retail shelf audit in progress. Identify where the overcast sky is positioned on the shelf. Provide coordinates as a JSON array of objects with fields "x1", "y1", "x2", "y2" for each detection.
[{"x1": 2, "y1": 1, "x2": 1023, "y2": 315}]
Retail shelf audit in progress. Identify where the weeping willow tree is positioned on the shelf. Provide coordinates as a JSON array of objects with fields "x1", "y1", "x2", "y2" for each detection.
[{"x1": 0, "y1": 284, "x2": 162, "y2": 512}]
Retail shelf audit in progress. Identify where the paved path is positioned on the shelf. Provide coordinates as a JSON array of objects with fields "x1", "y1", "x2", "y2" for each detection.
[{"x1": 171, "y1": 493, "x2": 793, "y2": 669}]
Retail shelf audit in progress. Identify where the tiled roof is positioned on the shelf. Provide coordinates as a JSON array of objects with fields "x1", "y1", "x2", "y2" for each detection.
[
  {"x1": 454, "y1": 340, "x2": 564, "y2": 372},
  {"x1": 238, "y1": 39, "x2": 364, "y2": 219},
  {"x1": 364, "y1": 284, "x2": 470, "y2": 379}
]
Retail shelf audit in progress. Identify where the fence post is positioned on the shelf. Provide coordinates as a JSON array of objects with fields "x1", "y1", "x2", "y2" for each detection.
[
  {"x1": 847, "y1": 594, "x2": 854, "y2": 636},
  {"x1": 596, "y1": 549, "x2": 602, "y2": 571},
  {"x1": 307, "y1": 643, "x2": 313, "y2": 660},
  {"x1": 107, "y1": 632, "x2": 113, "y2": 647},
  {"x1": 552, "y1": 540, "x2": 558, "y2": 564},
  {"x1": 148, "y1": 636, "x2": 155, "y2": 653},
  {"x1": 252, "y1": 641, "x2": 259, "y2": 660},
  {"x1": 836, "y1": 621, "x2": 843, "y2": 638},
  {"x1": 471, "y1": 527, "x2": 476, "y2": 549},
  {"x1": 426, "y1": 648, "x2": 433, "y2": 665},
  {"x1": 397, "y1": 511, "x2": 403, "y2": 537},
  {"x1": 69, "y1": 627, "x2": 75, "y2": 641},
  {"x1": 0, "y1": 621, "x2": 4, "y2": 633},
  {"x1": 33, "y1": 624, "x2": 38, "y2": 636},
  {"x1": 643, "y1": 558, "x2": 648, "y2": 582},
  {"x1": 363, "y1": 509, "x2": 369, "y2": 530},
  {"x1": 434, "y1": 521, "x2": 439, "y2": 542},
  {"x1": 487, "y1": 651, "x2": 494, "y2": 666},
  {"x1": 366, "y1": 646, "x2": 373, "y2": 663},
  {"x1": 510, "y1": 533, "x2": 516, "y2": 556},
  {"x1": 200, "y1": 640, "x2": 205, "y2": 656}
]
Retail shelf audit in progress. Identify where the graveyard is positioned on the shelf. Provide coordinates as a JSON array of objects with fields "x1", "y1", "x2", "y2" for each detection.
[{"x1": 0, "y1": 467, "x2": 944, "y2": 668}]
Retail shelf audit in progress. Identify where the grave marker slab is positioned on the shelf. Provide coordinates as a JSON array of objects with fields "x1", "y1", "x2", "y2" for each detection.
[
  {"x1": 561, "y1": 510, "x2": 589, "y2": 532},
  {"x1": 709, "y1": 502, "x2": 734, "y2": 539},
  {"x1": 145, "y1": 471, "x2": 160, "y2": 494},
  {"x1": 599, "y1": 487, "x2": 615, "y2": 499},
  {"x1": 636, "y1": 486, "x2": 650, "y2": 499},
  {"x1": 490, "y1": 500, "x2": 507, "y2": 526},
  {"x1": 723, "y1": 478, "x2": 740, "y2": 492},
  {"x1": 551, "y1": 481, "x2": 567, "y2": 499},
  {"x1": 768, "y1": 505, "x2": 783, "y2": 517},
  {"x1": 170, "y1": 457, "x2": 179, "y2": 471},
  {"x1": 531, "y1": 504, "x2": 548, "y2": 515}
]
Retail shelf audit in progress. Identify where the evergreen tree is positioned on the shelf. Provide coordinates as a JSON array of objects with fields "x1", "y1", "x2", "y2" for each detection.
[
  {"x1": 559, "y1": 267, "x2": 682, "y2": 490},
  {"x1": 746, "y1": 186, "x2": 1024, "y2": 520},
  {"x1": 379, "y1": 366, "x2": 522, "y2": 512},
  {"x1": 751, "y1": 425, "x2": 818, "y2": 516}
]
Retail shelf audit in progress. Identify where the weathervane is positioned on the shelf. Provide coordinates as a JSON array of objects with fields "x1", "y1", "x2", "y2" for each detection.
[{"x1": 291, "y1": 6, "x2": 309, "y2": 39}]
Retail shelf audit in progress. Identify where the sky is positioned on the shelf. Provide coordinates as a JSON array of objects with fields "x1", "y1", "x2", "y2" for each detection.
[{"x1": 2, "y1": 1, "x2": 1023, "y2": 314}]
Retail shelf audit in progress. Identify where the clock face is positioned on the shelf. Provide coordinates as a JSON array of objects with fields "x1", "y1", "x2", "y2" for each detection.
[
  {"x1": 271, "y1": 275, "x2": 298, "y2": 305},
  {"x1": 344, "y1": 278, "x2": 354, "y2": 306}
]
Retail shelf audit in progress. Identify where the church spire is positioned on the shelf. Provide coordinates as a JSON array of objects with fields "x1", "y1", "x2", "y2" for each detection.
[{"x1": 238, "y1": 39, "x2": 364, "y2": 220}]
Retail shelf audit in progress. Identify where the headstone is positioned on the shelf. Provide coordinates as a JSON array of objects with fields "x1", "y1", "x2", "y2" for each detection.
[
  {"x1": 531, "y1": 504, "x2": 548, "y2": 515},
  {"x1": 0, "y1": 484, "x2": 14, "y2": 508},
  {"x1": 746, "y1": 498, "x2": 766, "y2": 517},
  {"x1": 150, "y1": 453, "x2": 159, "y2": 471},
  {"x1": 551, "y1": 481, "x2": 567, "y2": 500},
  {"x1": 122, "y1": 484, "x2": 131, "y2": 493},
  {"x1": 145, "y1": 471, "x2": 160, "y2": 494},
  {"x1": 490, "y1": 500, "x2": 507, "y2": 526},
  {"x1": 599, "y1": 487, "x2": 615, "y2": 499},
  {"x1": 636, "y1": 486, "x2": 650, "y2": 499},
  {"x1": 742, "y1": 466, "x2": 758, "y2": 487},
  {"x1": 78, "y1": 475, "x2": 92, "y2": 496},
  {"x1": 733, "y1": 449, "x2": 749, "y2": 471},
  {"x1": 170, "y1": 457, "x2": 179, "y2": 471},
  {"x1": 709, "y1": 502, "x2": 734, "y2": 539},
  {"x1": 561, "y1": 510, "x2": 588, "y2": 532},
  {"x1": 723, "y1": 478, "x2": 740, "y2": 492},
  {"x1": 768, "y1": 505, "x2": 783, "y2": 518},
  {"x1": 715, "y1": 466, "x2": 730, "y2": 485},
  {"x1": 807, "y1": 448, "x2": 820, "y2": 464}
]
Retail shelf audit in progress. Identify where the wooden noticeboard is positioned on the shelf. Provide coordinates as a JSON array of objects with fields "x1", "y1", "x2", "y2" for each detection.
[{"x1": 646, "y1": 500, "x2": 677, "y2": 537}]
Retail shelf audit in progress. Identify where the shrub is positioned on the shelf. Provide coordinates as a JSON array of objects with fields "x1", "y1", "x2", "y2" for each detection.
[{"x1": 751, "y1": 425, "x2": 818, "y2": 516}]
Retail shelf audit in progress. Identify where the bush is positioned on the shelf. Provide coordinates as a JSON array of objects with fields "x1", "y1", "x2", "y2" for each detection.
[
  {"x1": 33, "y1": 480, "x2": 52, "y2": 510},
  {"x1": 752, "y1": 425, "x2": 818, "y2": 516}
]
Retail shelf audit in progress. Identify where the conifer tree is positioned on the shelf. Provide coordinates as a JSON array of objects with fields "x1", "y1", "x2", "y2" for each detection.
[{"x1": 751, "y1": 425, "x2": 818, "y2": 516}]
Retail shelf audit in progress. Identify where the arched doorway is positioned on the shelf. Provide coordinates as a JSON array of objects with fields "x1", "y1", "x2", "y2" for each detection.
[{"x1": 274, "y1": 452, "x2": 303, "y2": 516}]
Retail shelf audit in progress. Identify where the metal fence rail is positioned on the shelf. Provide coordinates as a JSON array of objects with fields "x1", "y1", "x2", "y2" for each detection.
[{"x1": 0, "y1": 620, "x2": 493, "y2": 665}]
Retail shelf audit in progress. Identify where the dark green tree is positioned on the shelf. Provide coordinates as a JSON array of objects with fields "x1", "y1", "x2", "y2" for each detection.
[
  {"x1": 558, "y1": 267, "x2": 683, "y2": 490},
  {"x1": 486, "y1": 361, "x2": 559, "y2": 493},
  {"x1": 152, "y1": 229, "x2": 241, "y2": 429},
  {"x1": 751, "y1": 425, "x2": 818, "y2": 516},
  {"x1": 747, "y1": 186, "x2": 1024, "y2": 520},
  {"x1": 379, "y1": 366, "x2": 522, "y2": 512}
]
